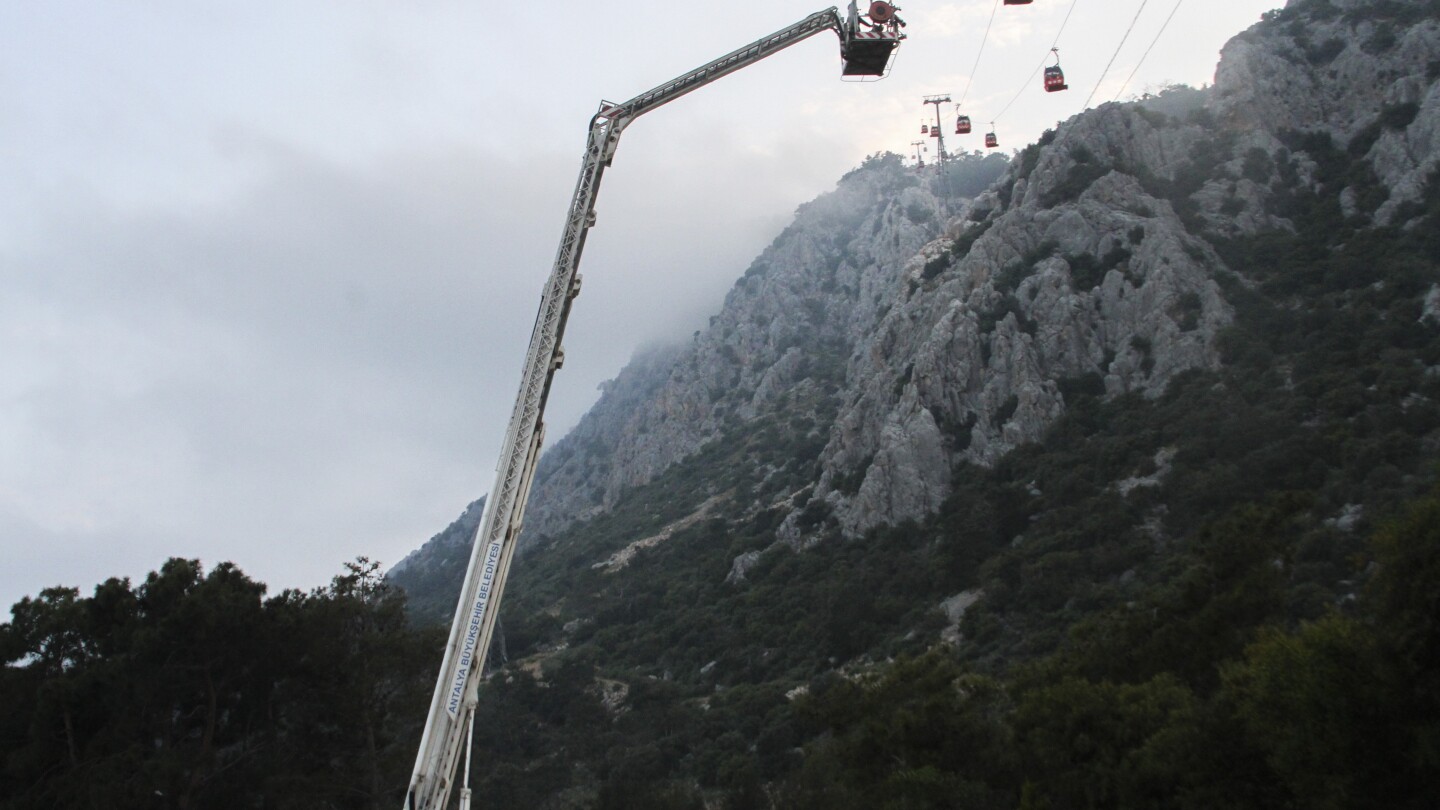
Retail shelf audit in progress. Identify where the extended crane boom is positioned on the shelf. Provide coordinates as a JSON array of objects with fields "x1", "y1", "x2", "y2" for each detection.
[{"x1": 404, "y1": 5, "x2": 903, "y2": 809}]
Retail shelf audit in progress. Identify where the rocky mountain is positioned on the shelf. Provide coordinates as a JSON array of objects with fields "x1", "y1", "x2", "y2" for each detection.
[
  {"x1": 385, "y1": 1, "x2": 1440, "y2": 804},
  {"x1": 397, "y1": 0, "x2": 1440, "y2": 600},
  {"x1": 392, "y1": 150, "x2": 1009, "y2": 621},
  {"x1": 519, "y1": 153, "x2": 1009, "y2": 544},
  {"x1": 523, "y1": 0, "x2": 1439, "y2": 548}
]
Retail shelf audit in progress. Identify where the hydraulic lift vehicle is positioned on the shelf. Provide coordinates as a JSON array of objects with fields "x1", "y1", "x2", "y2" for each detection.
[{"x1": 403, "y1": 4, "x2": 905, "y2": 808}]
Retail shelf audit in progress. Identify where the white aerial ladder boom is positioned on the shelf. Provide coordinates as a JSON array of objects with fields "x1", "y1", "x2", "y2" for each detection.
[{"x1": 403, "y1": 4, "x2": 904, "y2": 809}]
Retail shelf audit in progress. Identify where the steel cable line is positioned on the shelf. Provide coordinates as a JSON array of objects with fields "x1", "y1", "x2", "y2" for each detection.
[
  {"x1": 992, "y1": 0, "x2": 1079, "y2": 123},
  {"x1": 957, "y1": 0, "x2": 1003, "y2": 109},
  {"x1": 1082, "y1": 0, "x2": 1151, "y2": 109},
  {"x1": 1112, "y1": 0, "x2": 1185, "y2": 101}
]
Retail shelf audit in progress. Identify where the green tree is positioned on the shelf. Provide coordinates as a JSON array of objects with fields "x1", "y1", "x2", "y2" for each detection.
[
  {"x1": 1223, "y1": 616, "x2": 1390, "y2": 810},
  {"x1": 0, "y1": 558, "x2": 436, "y2": 810}
]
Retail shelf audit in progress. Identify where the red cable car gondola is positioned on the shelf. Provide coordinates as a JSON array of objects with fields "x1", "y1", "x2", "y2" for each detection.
[
  {"x1": 955, "y1": 115, "x2": 972, "y2": 134},
  {"x1": 985, "y1": 127, "x2": 999, "y2": 149},
  {"x1": 1044, "y1": 65, "x2": 1068, "y2": 92},
  {"x1": 930, "y1": 126, "x2": 941, "y2": 138},
  {"x1": 921, "y1": 122, "x2": 929, "y2": 135},
  {"x1": 1044, "y1": 48, "x2": 1068, "y2": 92}
]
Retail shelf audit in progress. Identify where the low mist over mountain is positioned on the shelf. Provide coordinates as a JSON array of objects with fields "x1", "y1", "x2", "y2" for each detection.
[
  {"x1": 391, "y1": 150, "x2": 1010, "y2": 621},
  {"x1": 388, "y1": 0, "x2": 1440, "y2": 805}
]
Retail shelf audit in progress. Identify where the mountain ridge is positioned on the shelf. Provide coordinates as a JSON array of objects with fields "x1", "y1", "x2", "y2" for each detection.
[
  {"x1": 385, "y1": 0, "x2": 1440, "y2": 804},
  {"x1": 393, "y1": 0, "x2": 1440, "y2": 620}
]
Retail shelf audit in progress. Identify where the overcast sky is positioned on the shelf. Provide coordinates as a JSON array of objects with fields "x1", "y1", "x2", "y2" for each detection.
[{"x1": 1, "y1": 0, "x2": 1280, "y2": 609}]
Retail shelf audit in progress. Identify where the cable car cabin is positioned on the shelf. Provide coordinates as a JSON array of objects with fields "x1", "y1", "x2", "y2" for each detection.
[
  {"x1": 1044, "y1": 65, "x2": 1068, "y2": 92},
  {"x1": 985, "y1": 132, "x2": 999, "y2": 148},
  {"x1": 956, "y1": 115, "x2": 972, "y2": 134},
  {"x1": 930, "y1": 127, "x2": 941, "y2": 138},
  {"x1": 921, "y1": 123, "x2": 929, "y2": 134}
]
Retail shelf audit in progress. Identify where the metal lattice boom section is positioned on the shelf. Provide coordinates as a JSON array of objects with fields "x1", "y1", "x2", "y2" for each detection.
[{"x1": 403, "y1": 5, "x2": 904, "y2": 808}]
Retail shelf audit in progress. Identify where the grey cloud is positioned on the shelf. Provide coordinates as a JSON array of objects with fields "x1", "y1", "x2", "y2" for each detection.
[{"x1": 0, "y1": 124, "x2": 838, "y2": 608}]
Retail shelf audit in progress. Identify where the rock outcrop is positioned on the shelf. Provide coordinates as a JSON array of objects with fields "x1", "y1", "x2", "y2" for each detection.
[
  {"x1": 798, "y1": 97, "x2": 1247, "y2": 534},
  {"x1": 519, "y1": 154, "x2": 1009, "y2": 543},
  {"x1": 1213, "y1": 0, "x2": 1440, "y2": 223},
  {"x1": 811, "y1": 159, "x2": 1232, "y2": 533}
]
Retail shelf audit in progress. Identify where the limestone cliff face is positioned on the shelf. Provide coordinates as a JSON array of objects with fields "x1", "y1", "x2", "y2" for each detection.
[
  {"x1": 519, "y1": 157, "x2": 999, "y2": 542},
  {"x1": 520, "y1": 345, "x2": 683, "y2": 536},
  {"x1": 813, "y1": 147, "x2": 1233, "y2": 535},
  {"x1": 398, "y1": 0, "x2": 1440, "y2": 578},
  {"x1": 1212, "y1": 0, "x2": 1440, "y2": 223}
]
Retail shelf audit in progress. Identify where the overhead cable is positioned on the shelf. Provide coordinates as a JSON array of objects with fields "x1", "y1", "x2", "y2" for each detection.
[
  {"x1": 1082, "y1": 0, "x2": 1151, "y2": 109},
  {"x1": 958, "y1": 0, "x2": 1003, "y2": 109},
  {"x1": 1112, "y1": 0, "x2": 1186, "y2": 101},
  {"x1": 993, "y1": 0, "x2": 1079, "y2": 123}
]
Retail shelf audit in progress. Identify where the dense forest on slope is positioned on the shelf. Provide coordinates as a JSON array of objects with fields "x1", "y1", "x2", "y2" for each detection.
[
  {"x1": 4, "y1": 485, "x2": 1437, "y2": 808},
  {"x1": 0, "y1": 560, "x2": 439, "y2": 809}
]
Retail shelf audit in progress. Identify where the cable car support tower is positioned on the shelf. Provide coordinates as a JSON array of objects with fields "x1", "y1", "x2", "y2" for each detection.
[
  {"x1": 923, "y1": 93, "x2": 950, "y2": 165},
  {"x1": 403, "y1": 4, "x2": 905, "y2": 809},
  {"x1": 911, "y1": 139, "x2": 927, "y2": 168}
]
